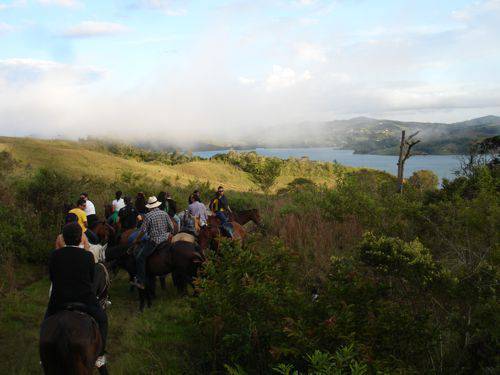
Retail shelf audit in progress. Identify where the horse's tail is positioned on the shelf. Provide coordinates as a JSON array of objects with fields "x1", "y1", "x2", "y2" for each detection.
[
  {"x1": 56, "y1": 322, "x2": 75, "y2": 373},
  {"x1": 40, "y1": 318, "x2": 74, "y2": 374}
]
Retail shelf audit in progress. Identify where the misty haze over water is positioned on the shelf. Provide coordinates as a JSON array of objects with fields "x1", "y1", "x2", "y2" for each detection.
[{"x1": 194, "y1": 148, "x2": 462, "y2": 182}]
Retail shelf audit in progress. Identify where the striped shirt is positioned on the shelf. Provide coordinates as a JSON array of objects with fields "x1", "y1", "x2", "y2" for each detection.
[{"x1": 140, "y1": 208, "x2": 174, "y2": 245}]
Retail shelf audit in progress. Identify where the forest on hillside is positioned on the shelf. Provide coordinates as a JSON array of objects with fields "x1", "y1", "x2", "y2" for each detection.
[{"x1": 0, "y1": 137, "x2": 498, "y2": 374}]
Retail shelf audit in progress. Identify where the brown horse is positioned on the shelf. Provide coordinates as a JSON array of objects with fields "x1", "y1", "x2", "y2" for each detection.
[
  {"x1": 198, "y1": 215, "x2": 245, "y2": 252},
  {"x1": 119, "y1": 228, "x2": 137, "y2": 246},
  {"x1": 105, "y1": 241, "x2": 203, "y2": 310},
  {"x1": 229, "y1": 209, "x2": 261, "y2": 226},
  {"x1": 40, "y1": 309, "x2": 107, "y2": 374},
  {"x1": 92, "y1": 221, "x2": 117, "y2": 246}
]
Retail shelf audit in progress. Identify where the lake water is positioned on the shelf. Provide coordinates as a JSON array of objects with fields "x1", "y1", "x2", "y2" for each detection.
[{"x1": 193, "y1": 147, "x2": 463, "y2": 182}]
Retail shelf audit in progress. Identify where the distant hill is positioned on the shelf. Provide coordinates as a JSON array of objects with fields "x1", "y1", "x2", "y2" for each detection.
[
  {"x1": 0, "y1": 137, "x2": 342, "y2": 192},
  {"x1": 246, "y1": 115, "x2": 500, "y2": 155}
]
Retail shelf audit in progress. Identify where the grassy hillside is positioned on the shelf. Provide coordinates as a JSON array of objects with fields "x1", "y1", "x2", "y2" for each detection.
[{"x1": 0, "y1": 137, "x2": 339, "y2": 192}]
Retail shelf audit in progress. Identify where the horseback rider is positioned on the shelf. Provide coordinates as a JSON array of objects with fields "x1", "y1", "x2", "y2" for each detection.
[
  {"x1": 117, "y1": 196, "x2": 141, "y2": 231},
  {"x1": 132, "y1": 196, "x2": 174, "y2": 290},
  {"x1": 209, "y1": 186, "x2": 233, "y2": 237},
  {"x1": 189, "y1": 192, "x2": 208, "y2": 229},
  {"x1": 69, "y1": 198, "x2": 100, "y2": 244},
  {"x1": 80, "y1": 192, "x2": 97, "y2": 228},
  {"x1": 55, "y1": 213, "x2": 90, "y2": 251},
  {"x1": 135, "y1": 192, "x2": 147, "y2": 216},
  {"x1": 108, "y1": 190, "x2": 125, "y2": 224},
  {"x1": 45, "y1": 222, "x2": 108, "y2": 365}
]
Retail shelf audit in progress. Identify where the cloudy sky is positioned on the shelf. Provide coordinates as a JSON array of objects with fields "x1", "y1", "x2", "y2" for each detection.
[{"x1": 0, "y1": 0, "x2": 499, "y2": 142}]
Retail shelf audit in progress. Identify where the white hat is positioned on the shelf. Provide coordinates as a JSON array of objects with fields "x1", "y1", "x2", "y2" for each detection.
[{"x1": 146, "y1": 196, "x2": 162, "y2": 209}]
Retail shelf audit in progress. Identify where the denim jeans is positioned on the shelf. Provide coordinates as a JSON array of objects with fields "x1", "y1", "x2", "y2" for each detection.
[
  {"x1": 216, "y1": 211, "x2": 233, "y2": 237},
  {"x1": 135, "y1": 240, "x2": 156, "y2": 285}
]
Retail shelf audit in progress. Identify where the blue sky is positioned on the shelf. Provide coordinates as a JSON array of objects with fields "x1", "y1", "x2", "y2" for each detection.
[{"x1": 0, "y1": 0, "x2": 499, "y2": 141}]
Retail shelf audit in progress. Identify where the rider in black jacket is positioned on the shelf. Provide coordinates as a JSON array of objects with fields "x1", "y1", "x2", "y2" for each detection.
[{"x1": 44, "y1": 223, "x2": 108, "y2": 357}]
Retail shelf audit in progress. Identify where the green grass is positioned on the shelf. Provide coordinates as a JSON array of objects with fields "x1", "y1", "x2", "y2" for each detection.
[{"x1": 0, "y1": 268, "x2": 195, "y2": 374}]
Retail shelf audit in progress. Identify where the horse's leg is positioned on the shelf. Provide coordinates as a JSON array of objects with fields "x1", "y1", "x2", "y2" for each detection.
[
  {"x1": 138, "y1": 289, "x2": 145, "y2": 312},
  {"x1": 150, "y1": 276, "x2": 157, "y2": 299},
  {"x1": 146, "y1": 275, "x2": 155, "y2": 308},
  {"x1": 172, "y1": 272, "x2": 187, "y2": 295},
  {"x1": 128, "y1": 272, "x2": 135, "y2": 292},
  {"x1": 159, "y1": 276, "x2": 167, "y2": 290}
]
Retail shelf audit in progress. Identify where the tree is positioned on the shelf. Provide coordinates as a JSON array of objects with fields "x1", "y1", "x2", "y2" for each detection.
[
  {"x1": 397, "y1": 130, "x2": 421, "y2": 193},
  {"x1": 408, "y1": 170, "x2": 439, "y2": 192},
  {"x1": 248, "y1": 158, "x2": 282, "y2": 193}
]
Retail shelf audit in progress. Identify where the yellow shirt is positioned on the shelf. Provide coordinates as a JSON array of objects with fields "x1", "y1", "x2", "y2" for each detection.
[{"x1": 69, "y1": 208, "x2": 87, "y2": 232}]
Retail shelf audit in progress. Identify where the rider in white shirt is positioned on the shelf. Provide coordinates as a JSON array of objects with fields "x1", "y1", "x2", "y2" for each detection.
[{"x1": 80, "y1": 192, "x2": 97, "y2": 228}]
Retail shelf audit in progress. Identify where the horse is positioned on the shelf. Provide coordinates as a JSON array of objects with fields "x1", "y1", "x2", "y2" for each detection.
[
  {"x1": 92, "y1": 221, "x2": 117, "y2": 246},
  {"x1": 105, "y1": 241, "x2": 203, "y2": 311},
  {"x1": 229, "y1": 209, "x2": 261, "y2": 226},
  {"x1": 40, "y1": 307, "x2": 108, "y2": 375},
  {"x1": 198, "y1": 215, "x2": 246, "y2": 253}
]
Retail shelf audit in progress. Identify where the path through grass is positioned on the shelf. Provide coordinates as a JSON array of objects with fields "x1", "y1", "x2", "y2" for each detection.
[{"x1": 0, "y1": 268, "x2": 195, "y2": 374}]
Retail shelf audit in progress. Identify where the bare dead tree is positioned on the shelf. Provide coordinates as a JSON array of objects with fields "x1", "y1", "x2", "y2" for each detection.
[{"x1": 397, "y1": 130, "x2": 421, "y2": 193}]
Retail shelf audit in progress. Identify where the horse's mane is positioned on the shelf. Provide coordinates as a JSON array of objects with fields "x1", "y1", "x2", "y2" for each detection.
[{"x1": 104, "y1": 244, "x2": 130, "y2": 261}]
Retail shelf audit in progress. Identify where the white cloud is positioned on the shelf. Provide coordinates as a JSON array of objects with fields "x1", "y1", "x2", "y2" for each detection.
[
  {"x1": 452, "y1": 0, "x2": 500, "y2": 20},
  {"x1": 0, "y1": 58, "x2": 105, "y2": 85},
  {"x1": 0, "y1": 0, "x2": 25, "y2": 11},
  {"x1": 266, "y1": 65, "x2": 312, "y2": 90},
  {"x1": 299, "y1": 17, "x2": 320, "y2": 26},
  {"x1": 238, "y1": 76, "x2": 255, "y2": 85},
  {"x1": 0, "y1": 22, "x2": 13, "y2": 35},
  {"x1": 296, "y1": 42, "x2": 327, "y2": 62},
  {"x1": 37, "y1": 0, "x2": 81, "y2": 8},
  {"x1": 62, "y1": 21, "x2": 129, "y2": 38},
  {"x1": 297, "y1": 0, "x2": 315, "y2": 5},
  {"x1": 136, "y1": 0, "x2": 187, "y2": 16}
]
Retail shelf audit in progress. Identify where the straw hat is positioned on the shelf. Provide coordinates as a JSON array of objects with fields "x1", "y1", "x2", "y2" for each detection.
[{"x1": 145, "y1": 196, "x2": 162, "y2": 209}]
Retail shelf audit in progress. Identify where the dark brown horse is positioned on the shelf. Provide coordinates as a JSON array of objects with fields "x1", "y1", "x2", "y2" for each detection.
[
  {"x1": 198, "y1": 215, "x2": 246, "y2": 252},
  {"x1": 92, "y1": 221, "x2": 117, "y2": 246},
  {"x1": 40, "y1": 309, "x2": 107, "y2": 374},
  {"x1": 229, "y1": 209, "x2": 261, "y2": 226},
  {"x1": 105, "y1": 241, "x2": 203, "y2": 310}
]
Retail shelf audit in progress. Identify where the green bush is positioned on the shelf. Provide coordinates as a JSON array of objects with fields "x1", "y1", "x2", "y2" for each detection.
[{"x1": 408, "y1": 170, "x2": 439, "y2": 192}]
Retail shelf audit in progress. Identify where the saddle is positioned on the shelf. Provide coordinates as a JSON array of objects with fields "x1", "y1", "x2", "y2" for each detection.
[
  {"x1": 171, "y1": 232, "x2": 196, "y2": 244},
  {"x1": 59, "y1": 302, "x2": 90, "y2": 314}
]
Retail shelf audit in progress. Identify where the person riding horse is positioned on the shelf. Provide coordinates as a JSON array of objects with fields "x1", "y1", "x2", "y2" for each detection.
[
  {"x1": 69, "y1": 198, "x2": 100, "y2": 244},
  {"x1": 132, "y1": 196, "x2": 175, "y2": 290},
  {"x1": 108, "y1": 190, "x2": 125, "y2": 224},
  {"x1": 117, "y1": 196, "x2": 141, "y2": 231},
  {"x1": 55, "y1": 213, "x2": 91, "y2": 251},
  {"x1": 189, "y1": 193, "x2": 208, "y2": 231},
  {"x1": 44, "y1": 222, "x2": 107, "y2": 367},
  {"x1": 209, "y1": 186, "x2": 233, "y2": 238},
  {"x1": 80, "y1": 192, "x2": 97, "y2": 228}
]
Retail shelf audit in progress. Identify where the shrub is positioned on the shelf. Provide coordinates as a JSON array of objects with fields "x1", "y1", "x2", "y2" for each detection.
[{"x1": 408, "y1": 170, "x2": 439, "y2": 192}]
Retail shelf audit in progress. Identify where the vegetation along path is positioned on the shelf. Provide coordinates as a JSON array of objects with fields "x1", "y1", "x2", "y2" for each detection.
[{"x1": 0, "y1": 268, "x2": 193, "y2": 374}]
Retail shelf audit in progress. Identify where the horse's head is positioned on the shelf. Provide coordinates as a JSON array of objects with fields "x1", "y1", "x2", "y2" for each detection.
[
  {"x1": 250, "y1": 209, "x2": 262, "y2": 226},
  {"x1": 93, "y1": 222, "x2": 116, "y2": 246},
  {"x1": 199, "y1": 220, "x2": 220, "y2": 251}
]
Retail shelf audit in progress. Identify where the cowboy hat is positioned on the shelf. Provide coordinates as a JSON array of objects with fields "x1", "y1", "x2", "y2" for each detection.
[{"x1": 146, "y1": 196, "x2": 162, "y2": 209}]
